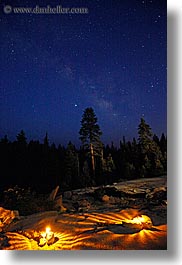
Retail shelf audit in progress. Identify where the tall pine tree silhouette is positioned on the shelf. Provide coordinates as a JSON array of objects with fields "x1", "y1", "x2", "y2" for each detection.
[
  {"x1": 138, "y1": 118, "x2": 163, "y2": 177},
  {"x1": 16, "y1": 130, "x2": 27, "y2": 146},
  {"x1": 79, "y1": 107, "x2": 103, "y2": 178}
]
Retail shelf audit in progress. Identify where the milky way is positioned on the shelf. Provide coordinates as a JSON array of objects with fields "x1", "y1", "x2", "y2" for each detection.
[{"x1": 0, "y1": 0, "x2": 167, "y2": 146}]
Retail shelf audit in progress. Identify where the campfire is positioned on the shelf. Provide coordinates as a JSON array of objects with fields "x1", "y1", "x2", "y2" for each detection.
[{"x1": 31, "y1": 226, "x2": 59, "y2": 247}]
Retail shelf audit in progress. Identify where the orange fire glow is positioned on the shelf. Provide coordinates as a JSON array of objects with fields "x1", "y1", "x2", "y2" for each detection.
[
  {"x1": 123, "y1": 214, "x2": 153, "y2": 230},
  {"x1": 130, "y1": 215, "x2": 152, "y2": 225},
  {"x1": 45, "y1": 226, "x2": 51, "y2": 234},
  {"x1": 3, "y1": 210, "x2": 166, "y2": 250}
]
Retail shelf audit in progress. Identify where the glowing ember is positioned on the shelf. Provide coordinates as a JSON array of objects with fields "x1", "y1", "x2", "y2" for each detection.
[
  {"x1": 130, "y1": 215, "x2": 153, "y2": 229},
  {"x1": 131, "y1": 215, "x2": 150, "y2": 224},
  {"x1": 122, "y1": 214, "x2": 153, "y2": 230}
]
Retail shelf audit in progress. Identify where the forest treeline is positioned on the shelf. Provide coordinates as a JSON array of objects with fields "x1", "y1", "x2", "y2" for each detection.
[{"x1": 0, "y1": 108, "x2": 167, "y2": 194}]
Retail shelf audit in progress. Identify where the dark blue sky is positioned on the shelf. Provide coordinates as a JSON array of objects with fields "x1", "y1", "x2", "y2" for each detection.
[{"x1": 0, "y1": 0, "x2": 166, "y2": 146}]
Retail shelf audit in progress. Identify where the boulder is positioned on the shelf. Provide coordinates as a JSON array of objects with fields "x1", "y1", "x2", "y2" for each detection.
[
  {"x1": 76, "y1": 199, "x2": 91, "y2": 212},
  {"x1": 0, "y1": 207, "x2": 19, "y2": 232},
  {"x1": 119, "y1": 189, "x2": 146, "y2": 198},
  {"x1": 63, "y1": 191, "x2": 72, "y2": 199},
  {"x1": 102, "y1": 195, "x2": 110, "y2": 203},
  {"x1": 146, "y1": 187, "x2": 167, "y2": 201},
  {"x1": 71, "y1": 195, "x2": 79, "y2": 201},
  {"x1": 103, "y1": 187, "x2": 121, "y2": 197},
  {"x1": 109, "y1": 196, "x2": 116, "y2": 204},
  {"x1": 78, "y1": 199, "x2": 90, "y2": 208}
]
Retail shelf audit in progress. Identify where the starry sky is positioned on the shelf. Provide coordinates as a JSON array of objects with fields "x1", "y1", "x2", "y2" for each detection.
[{"x1": 0, "y1": 0, "x2": 167, "y2": 146}]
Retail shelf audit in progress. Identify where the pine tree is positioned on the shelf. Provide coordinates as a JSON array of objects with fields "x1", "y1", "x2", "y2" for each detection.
[
  {"x1": 138, "y1": 118, "x2": 153, "y2": 155},
  {"x1": 79, "y1": 107, "x2": 103, "y2": 177},
  {"x1": 105, "y1": 153, "x2": 116, "y2": 173},
  {"x1": 0, "y1": 135, "x2": 9, "y2": 144},
  {"x1": 44, "y1": 132, "x2": 49, "y2": 147},
  {"x1": 16, "y1": 130, "x2": 27, "y2": 145},
  {"x1": 81, "y1": 160, "x2": 91, "y2": 187},
  {"x1": 138, "y1": 118, "x2": 163, "y2": 176},
  {"x1": 153, "y1": 134, "x2": 160, "y2": 145},
  {"x1": 159, "y1": 133, "x2": 167, "y2": 171},
  {"x1": 63, "y1": 142, "x2": 79, "y2": 189},
  {"x1": 159, "y1": 133, "x2": 167, "y2": 155},
  {"x1": 15, "y1": 130, "x2": 27, "y2": 185}
]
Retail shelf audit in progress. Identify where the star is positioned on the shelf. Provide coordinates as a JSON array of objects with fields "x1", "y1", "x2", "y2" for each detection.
[{"x1": 0, "y1": 0, "x2": 167, "y2": 146}]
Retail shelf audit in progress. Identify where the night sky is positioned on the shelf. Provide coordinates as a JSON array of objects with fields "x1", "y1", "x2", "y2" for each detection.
[{"x1": 0, "y1": 0, "x2": 167, "y2": 146}]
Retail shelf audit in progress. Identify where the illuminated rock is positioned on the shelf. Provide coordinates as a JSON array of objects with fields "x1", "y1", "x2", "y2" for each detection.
[
  {"x1": 122, "y1": 214, "x2": 153, "y2": 230},
  {"x1": 38, "y1": 237, "x2": 47, "y2": 247},
  {"x1": 102, "y1": 195, "x2": 110, "y2": 202},
  {"x1": 0, "y1": 207, "x2": 19, "y2": 232}
]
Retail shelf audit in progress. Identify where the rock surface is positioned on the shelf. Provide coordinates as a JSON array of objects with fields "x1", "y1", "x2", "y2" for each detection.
[
  {"x1": 0, "y1": 177, "x2": 167, "y2": 250},
  {"x1": 59, "y1": 176, "x2": 167, "y2": 213},
  {"x1": 0, "y1": 207, "x2": 19, "y2": 232},
  {"x1": 0, "y1": 207, "x2": 167, "y2": 250}
]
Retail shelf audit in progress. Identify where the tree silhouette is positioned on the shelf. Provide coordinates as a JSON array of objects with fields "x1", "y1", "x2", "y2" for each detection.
[
  {"x1": 63, "y1": 142, "x2": 79, "y2": 189},
  {"x1": 0, "y1": 135, "x2": 9, "y2": 144},
  {"x1": 44, "y1": 132, "x2": 49, "y2": 147},
  {"x1": 79, "y1": 107, "x2": 103, "y2": 179},
  {"x1": 138, "y1": 118, "x2": 153, "y2": 154},
  {"x1": 0, "y1": 117, "x2": 167, "y2": 195},
  {"x1": 138, "y1": 118, "x2": 163, "y2": 177},
  {"x1": 16, "y1": 130, "x2": 27, "y2": 146}
]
